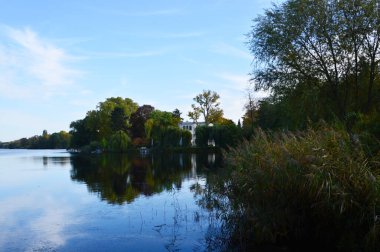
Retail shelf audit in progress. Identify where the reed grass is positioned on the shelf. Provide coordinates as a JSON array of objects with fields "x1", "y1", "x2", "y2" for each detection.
[{"x1": 223, "y1": 125, "x2": 380, "y2": 250}]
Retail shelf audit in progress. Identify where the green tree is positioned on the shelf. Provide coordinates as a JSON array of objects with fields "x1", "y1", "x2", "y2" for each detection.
[
  {"x1": 70, "y1": 119, "x2": 92, "y2": 149},
  {"x1": 69, "y1": 97, "x2": 138, "y2": 149},
  {"x1": 144, "y1": 110, "x2": 181, "y2": 147},
  {"x1": 189, "y1": 90, "x2": 223, "y2": 124},
  {"x1": 96, "y1": 97, "x2": 138, "y2": 140},
  {"x1": 248, "y1": 0, "x2": 380, "y2": 122}
]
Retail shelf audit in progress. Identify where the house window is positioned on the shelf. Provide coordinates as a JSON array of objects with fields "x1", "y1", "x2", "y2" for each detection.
[{"x1": 189, "y1": 126, "x2": 192, "y2": 130}]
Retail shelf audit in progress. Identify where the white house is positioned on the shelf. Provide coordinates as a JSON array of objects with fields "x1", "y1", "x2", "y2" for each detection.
[{"x1": 179, "y1": 121, "x2": 205, "y2": 146}]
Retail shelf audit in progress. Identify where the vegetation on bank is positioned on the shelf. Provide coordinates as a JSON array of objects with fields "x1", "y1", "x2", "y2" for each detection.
[
  {"x1": 218, "y1": 126, "x2": 379, "y2": 250},
  {"x1": 0, "y1": 130, "x2": 71, "y2": 149}
]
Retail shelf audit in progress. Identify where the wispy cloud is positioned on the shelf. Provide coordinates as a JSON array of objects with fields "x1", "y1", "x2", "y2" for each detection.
[
  {"x1": 82, "y1": 49, "x2": 168, "y2": 59},
  {"x1": 0, "y1": 26, "x2": 82, "y2": 99},
  {"x1": 212, "y1": 42, "x2": 252, "y2": 60},
  {"x1": 217, "y1": 73, "x2": 249, "y2": 90}
]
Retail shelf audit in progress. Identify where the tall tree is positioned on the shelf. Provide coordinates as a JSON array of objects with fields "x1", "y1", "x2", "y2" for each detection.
[
  {"x1": 69, "y1": 97, "x2": 138, "y2": 149},
  {"x1": 96, "y1": 97, "x2": 138, "y2": 139},
  {"x1": 248, "y1": 0, "x2": 380, "y2": 120},
  {"x1": 189, "y1": 90, "x2": 223, "y2": 124}
]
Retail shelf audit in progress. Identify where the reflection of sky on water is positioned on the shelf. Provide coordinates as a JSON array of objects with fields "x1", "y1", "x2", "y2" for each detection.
[
  {"x1": 0, "y1": 194, "x2": 81, "y2": 251},
  {"x1": 0, "y1": 150, "x2": 222, "y2": 251}
]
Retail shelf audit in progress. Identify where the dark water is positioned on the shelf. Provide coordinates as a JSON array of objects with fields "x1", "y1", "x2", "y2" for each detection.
[{"x1": 0, "y1": 149, "x2": 223, "y2": 251}]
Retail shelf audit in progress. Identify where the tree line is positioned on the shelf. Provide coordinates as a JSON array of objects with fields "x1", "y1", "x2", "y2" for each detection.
[{"x1": 0, "y1": 130, "x2": 71, "y2": 149}]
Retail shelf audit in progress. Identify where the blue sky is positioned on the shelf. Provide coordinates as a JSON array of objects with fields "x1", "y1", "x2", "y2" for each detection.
[{"x1": 0, "y1": 0, "x2": 279, "y2": 142}]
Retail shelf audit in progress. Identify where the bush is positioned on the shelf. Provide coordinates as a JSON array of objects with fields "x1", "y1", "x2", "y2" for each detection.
[{"x1": 223, "y1": 126, "x2": 380, "y2": 250}]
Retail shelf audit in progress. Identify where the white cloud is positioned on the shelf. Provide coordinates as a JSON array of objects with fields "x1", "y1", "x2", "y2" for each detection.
[
  {"x1": 212, "y1": 42, "x2": 252, "y2": 60},
  {"x1": 0, "y1": 26, "x2": 81, "y2": 99},
  {"x1": 216, "y1": 73, "x2": 269, "y2": 122},
  {"x1": 219, "y1": 89, "x2": 246, "y2": 122},
  {"x1": 217, "y1": 73, "x2": 269, "y2": 98},
  {"x1": 218, "y1": 73, "x2": 249, "y2": 90}
]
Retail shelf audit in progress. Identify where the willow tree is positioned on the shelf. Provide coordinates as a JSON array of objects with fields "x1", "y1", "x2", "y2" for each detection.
[{"x1": 249, "y1": 0, "x2": 380, "y2": 120}]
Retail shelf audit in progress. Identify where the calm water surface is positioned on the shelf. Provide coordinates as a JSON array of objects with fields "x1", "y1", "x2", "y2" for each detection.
[{"x1": 0, "y1": 149, "x2": 223, "y2": 251}]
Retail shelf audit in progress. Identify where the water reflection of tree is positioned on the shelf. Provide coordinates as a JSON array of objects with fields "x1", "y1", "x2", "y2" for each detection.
[{"x1": 70, "y1": 153, "x2": 194, "y2": 205}]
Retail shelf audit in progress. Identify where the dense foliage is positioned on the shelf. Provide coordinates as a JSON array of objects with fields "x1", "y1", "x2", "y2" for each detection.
[
  {"x1": 69, "y1": 97, "x2": 138, "y2": 151},
  {"x1": 145, "y1": 110, "x2": 191, "y2": 148},
  {"x1": 109, "y1": 131, "x2": 131, "y2": 153},
  {"x1": 69, "y1": 97, "x2": 200, "y2": 152},
  {"x1": 246, "y1": 0, "x2": 380, "y2": 134}
]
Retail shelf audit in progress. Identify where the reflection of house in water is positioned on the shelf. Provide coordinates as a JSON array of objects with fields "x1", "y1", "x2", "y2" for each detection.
[{"x1": 191, "y1": 154, "x2": 197, "y2": 178}]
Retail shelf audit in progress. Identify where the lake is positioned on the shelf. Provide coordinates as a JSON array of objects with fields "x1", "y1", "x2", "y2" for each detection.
[{"x1": 0, "y1": 149, "x2": 224, "y2": 251}]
